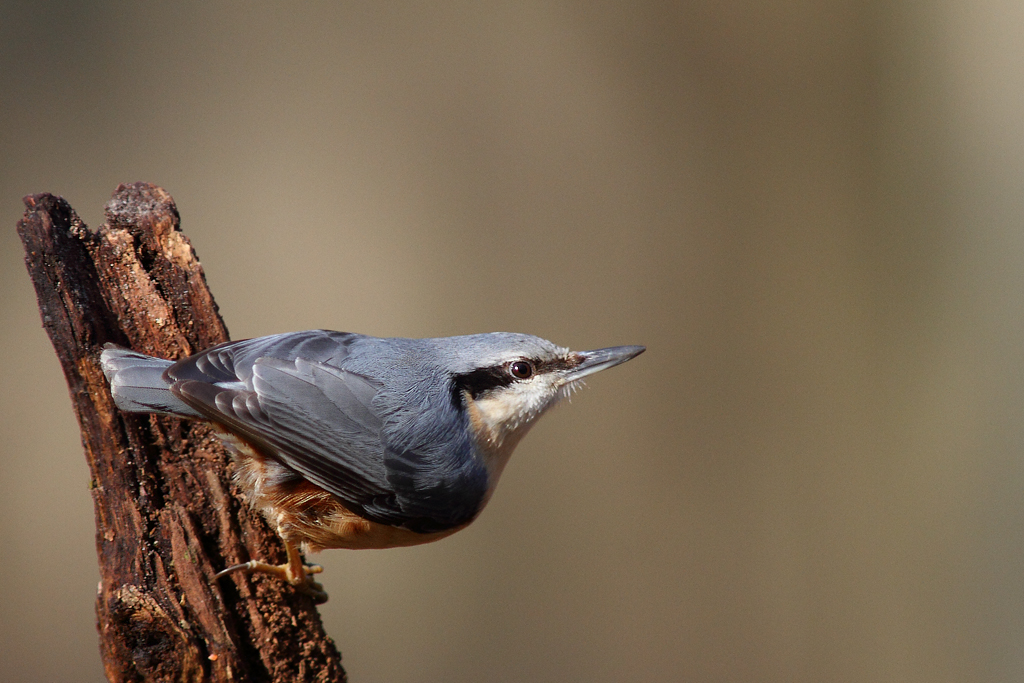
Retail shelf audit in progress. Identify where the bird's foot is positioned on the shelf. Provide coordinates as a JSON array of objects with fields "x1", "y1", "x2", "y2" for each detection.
[{"x1": 215, "y1": 544, "x2": 328, "y2": 603}]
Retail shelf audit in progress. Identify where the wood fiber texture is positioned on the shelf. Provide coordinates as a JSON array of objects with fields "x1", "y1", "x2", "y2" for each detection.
[{"x1": 18, "y1": 183, "x2": 346, "y2": 682}]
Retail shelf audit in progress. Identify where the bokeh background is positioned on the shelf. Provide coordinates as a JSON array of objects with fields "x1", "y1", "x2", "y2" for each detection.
[{"x1": 3, "y1": 2, "x2": 1023, "y2": 682}]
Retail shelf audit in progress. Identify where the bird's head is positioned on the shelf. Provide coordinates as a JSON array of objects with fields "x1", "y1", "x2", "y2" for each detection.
[{"x1": 436, "y1": 333, "x2": 645, "y2": 474}]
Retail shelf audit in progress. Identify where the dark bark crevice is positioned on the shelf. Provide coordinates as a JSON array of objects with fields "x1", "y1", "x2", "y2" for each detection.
[{"x1": 18, "y1": 183, "x2": 346, "y2": 683}]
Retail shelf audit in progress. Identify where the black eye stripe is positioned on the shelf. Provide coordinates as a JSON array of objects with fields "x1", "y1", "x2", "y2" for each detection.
[
  {"x1": 451, "y1": 366, "x2": 514, "y2": 405},
  {"x1": 450, "y1": 355, "x2": 580, "y2": 408},
  {"x1": 535, "y1": 356, "x2": 581, "y2": 373}
]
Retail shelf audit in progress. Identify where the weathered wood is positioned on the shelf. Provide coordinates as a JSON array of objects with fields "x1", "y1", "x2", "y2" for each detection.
[{"x1": 18, "y1": 183, "x2": 346, "y2": 682}]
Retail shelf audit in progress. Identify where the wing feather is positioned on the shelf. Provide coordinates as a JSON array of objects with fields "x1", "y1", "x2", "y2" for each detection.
[{"x1": 166, "y1": 330, "x2": 489, "y2": 531}]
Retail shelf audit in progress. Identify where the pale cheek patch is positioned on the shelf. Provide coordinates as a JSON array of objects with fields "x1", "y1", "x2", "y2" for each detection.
[{"x1": 472, "y1": 377, "x2": 565, "y2": 435}]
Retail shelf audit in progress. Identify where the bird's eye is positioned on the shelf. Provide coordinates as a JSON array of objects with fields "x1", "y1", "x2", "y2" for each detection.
[{"x1": 509, "y1": 360, "x2": 534, "y2": 379}]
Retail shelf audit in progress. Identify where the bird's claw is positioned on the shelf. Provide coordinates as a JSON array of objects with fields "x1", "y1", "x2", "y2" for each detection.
[{"x1": 215, "y1": 547, "x2": 328, "y2": 603}]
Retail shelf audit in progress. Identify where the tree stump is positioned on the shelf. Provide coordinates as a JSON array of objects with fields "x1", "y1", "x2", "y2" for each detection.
[{"x1": 17, "y1": 183, "x2": 346, "y2": 682}]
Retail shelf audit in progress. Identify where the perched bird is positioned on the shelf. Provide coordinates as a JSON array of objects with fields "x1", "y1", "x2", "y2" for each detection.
[{"x1": 101, "y1": 330, "x2": 644, "y2": 602}]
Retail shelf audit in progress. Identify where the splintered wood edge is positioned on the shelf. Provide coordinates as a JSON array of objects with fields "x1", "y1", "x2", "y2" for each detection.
[{"x1": 18, "y1": 185, "x2": 346, "y2": 683}]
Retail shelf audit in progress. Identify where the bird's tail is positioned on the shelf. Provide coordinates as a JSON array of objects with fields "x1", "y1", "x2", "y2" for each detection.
[{"x1": 100, "y1": 345, "x2": 203, "y2": 418}]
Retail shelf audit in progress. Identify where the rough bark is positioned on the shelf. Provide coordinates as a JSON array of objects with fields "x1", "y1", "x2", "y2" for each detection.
[{"x1": 17, "y1": 183, "x2": 346, "y2": 682}]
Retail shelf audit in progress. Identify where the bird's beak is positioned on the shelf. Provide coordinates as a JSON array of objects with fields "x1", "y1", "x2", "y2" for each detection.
[{"x1": 566, "y1": 345, "x2": 646, "y2": 382}]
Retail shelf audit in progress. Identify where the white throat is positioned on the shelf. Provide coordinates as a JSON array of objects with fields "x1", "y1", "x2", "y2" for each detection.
[{"x1": 463, "y1": 382, "x2": 564, "y2": 492}]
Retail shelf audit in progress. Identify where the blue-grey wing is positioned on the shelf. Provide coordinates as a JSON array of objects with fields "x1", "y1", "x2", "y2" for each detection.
[
  {"x1": 165, "y1": 330, "x2": 487, "y2": 531},
  {"x1": 170, "y1": 355, "x2": 395, "y2": 507},
  {"x1": 168, "y1": 329, "x2": 362, "y2": 386}
]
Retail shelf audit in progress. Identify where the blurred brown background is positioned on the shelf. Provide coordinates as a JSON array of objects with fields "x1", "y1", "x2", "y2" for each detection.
[{"x1": 3, "y1": 2, "x2": 1023, "y2": 682}]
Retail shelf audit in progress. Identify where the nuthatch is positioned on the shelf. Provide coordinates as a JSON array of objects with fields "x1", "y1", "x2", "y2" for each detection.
[{"x1": 101, "y1": 330, "x2": 644, "y2": 602}]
